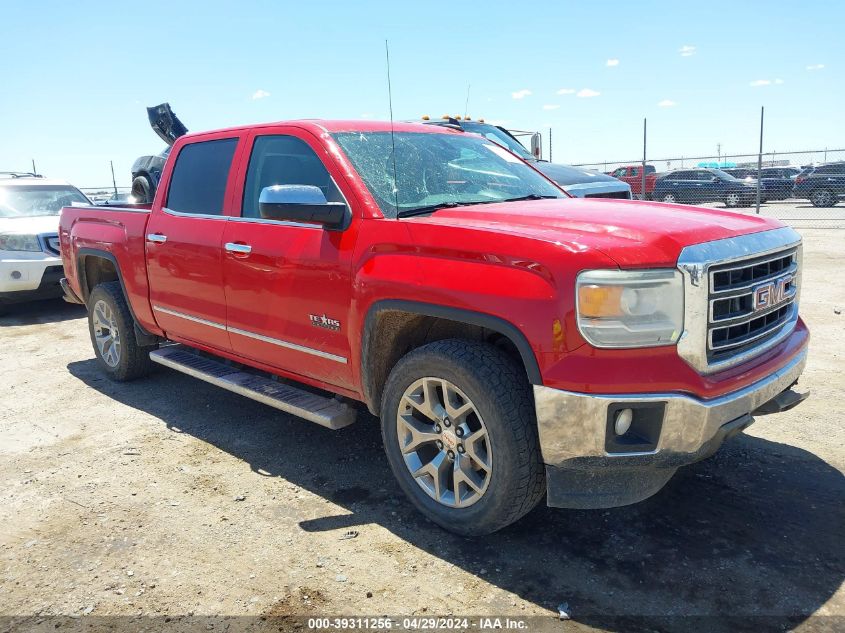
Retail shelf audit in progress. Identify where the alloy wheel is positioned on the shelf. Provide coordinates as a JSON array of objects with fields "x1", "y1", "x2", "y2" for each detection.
[
  {"x1": 92, "y1": 299, "x2": 121, "y2": 367},
  {"x1": 396, "y1": 377, "x2": 492, "y2": 508},
  {"x1": 662, "y1": 194, "x2": 676, "y2": 203}
]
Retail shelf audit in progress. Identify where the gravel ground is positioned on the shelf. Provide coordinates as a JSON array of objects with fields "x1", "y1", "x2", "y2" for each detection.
[{"x1": 0, "y1": 229, "x2": 843, "y2": 633}]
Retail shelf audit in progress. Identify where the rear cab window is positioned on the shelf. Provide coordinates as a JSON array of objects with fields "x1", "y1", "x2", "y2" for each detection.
[{"x1": 166, "y1": 138, "x2": 239, "y2": 215}]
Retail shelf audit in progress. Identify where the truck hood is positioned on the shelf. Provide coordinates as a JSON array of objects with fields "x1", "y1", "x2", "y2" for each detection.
[
  {"x1": 534, "y1": 162, "x2": 624, "y2": 187},
  {"x1": 147, "y1": 103, "x2": 188, "y2": 146},
  {"x1": 410, "y1": 198, "x2": 782, "y2": 267},
  {"x1": 0, "y1": 215, "x2": 60, "y2": 235}
]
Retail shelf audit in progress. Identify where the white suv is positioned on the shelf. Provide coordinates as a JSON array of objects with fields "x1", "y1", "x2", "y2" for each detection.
[{"x1": 0, "y1": 174, "x2": 91, "y2": 311}]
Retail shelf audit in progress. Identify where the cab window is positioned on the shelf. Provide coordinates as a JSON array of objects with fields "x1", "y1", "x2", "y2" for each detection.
[{"x1": 242, "y1": 135, "x2": 343, "y2": 218}]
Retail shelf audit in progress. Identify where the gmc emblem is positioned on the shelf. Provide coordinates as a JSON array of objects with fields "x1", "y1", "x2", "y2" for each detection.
[{"x1": 752, "y1": 274, "x2": 794, "y2": 312}]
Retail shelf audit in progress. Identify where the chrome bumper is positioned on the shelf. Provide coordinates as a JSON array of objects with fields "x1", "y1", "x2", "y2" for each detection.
[{"x1": 534, "y1": 348, "x2": 807, "y2": 466}]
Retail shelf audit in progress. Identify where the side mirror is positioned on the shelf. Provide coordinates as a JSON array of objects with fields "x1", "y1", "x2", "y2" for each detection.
[
  {"x1": 258, "y1": 185, "x2": 348, "y2": 230},
  {"x1": 530, "y1": 132, "x2": 542, "y2": 160}
]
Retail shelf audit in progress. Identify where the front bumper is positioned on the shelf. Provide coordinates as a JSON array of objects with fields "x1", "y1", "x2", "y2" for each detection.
[
  {"x1": 0, "y1": 255, "x2": 64, "y2": 303},
  {"x1": 534, "y1": 347, "x2": 808, "y2": 509}
]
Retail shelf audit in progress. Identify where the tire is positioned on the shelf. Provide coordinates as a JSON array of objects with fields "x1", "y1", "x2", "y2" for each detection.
[
  {"x1": 661, "y1": 193, "x2": 677, "y2": 203},
  {"x1": 130, "y1": 175, "x2": 153, "y2": 204},
  {"x1": 380, "y1": 339, "x2": 545, "y2": 536},
  {"x1": 810, "y1": 189, "x2": 837, "y2": 208},
  {"x1": 87, "y1": 281, "x2": 156, "y2": 381},
  {"x1": 725, "y1": 192, "x2": 742, "y2": 208}
]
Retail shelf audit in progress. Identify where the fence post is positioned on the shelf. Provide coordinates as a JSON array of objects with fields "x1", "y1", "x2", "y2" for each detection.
[
  {"x1": 756, "y1": 107, "x2": 764, "y2": 214},
  {"x1": 641, "y1": 118, "x2": 647, "y2": 200}
]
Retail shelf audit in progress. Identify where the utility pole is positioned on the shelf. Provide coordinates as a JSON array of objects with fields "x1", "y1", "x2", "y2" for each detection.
[
  {"x1": 110, "y1": 161, "x2": 118, "y2": 197},
  {"x1": 549, "y1": 127, "x2": 553, "y2": 162},
  {"x1": 756, "y1": 107, "x2": 764, "y2": 214},
  {"x1": 717, "y1": 143, "x2": 721, "y2": 167},
  {"x1": 31, "y1": 159, "x2": 37, "y2": 176}
]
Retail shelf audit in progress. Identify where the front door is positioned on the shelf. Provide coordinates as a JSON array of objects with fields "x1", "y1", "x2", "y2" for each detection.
[
  {"x1": 146, "y1": 136, "x2": 240, "y2": 351},
  {"x1": 221, "y1": 129, "x2": 359, "y2": 390}
]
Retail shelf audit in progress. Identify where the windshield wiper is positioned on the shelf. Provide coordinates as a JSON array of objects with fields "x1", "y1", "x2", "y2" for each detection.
[{"x1": 500, "y1": 194, "x2": 560, "y2": 202}]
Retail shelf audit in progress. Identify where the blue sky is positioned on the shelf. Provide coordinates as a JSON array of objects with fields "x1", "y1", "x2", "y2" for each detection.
[{"x1": 1, "y1": 0, "x2": 842, "y2": 187}]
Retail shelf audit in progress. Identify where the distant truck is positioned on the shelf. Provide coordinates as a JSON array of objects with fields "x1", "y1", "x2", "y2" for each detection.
[
  {"x1": 425, "y1": 118, "x2": 632, "y2": 199},
  {"x1": 130, "y1": 104, "x2": 188, "y2": 203},
  {"x1": 608, "y1": 165, "x2": 659, "y2": 199}
]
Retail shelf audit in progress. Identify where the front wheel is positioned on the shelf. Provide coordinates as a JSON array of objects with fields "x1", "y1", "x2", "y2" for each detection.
[
  {"x1": 661, "y1": 193, "x2": 677, "y2": 203},
  {"x1": 810, "y1": 189, "x2": 837, "y2": 207},
  {"x1": 87, "y1": 281, "x2": 156, "y2": 381},
  {"x1": 380, "y1": 340, "x2": 545, "y2": 536}
]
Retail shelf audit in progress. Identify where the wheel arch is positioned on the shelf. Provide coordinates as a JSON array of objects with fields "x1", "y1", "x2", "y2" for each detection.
[
  {"x1": 77, "y1": 248, "x2": 158, "y2": 345},
  {"x1": 361, "y1": 299, "x2": 542, "y2": 416}
]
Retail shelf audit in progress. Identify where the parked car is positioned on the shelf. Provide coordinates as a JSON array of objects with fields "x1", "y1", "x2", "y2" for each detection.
[
  {"x1": 60, "y1": 119, "x2": 808, "y2": 535},
  {"x1": 756, "y1": 168, "x2": 798, "y2": 201},
  {"x1": 0, "y1": 173, "x2": 91, "y2": 311},
  {"x1": 722, "y1": 168, "x2": 756, "y2": 181},
  {"x1": 130, "y1": 103, "x2": 188, "y2": 203},
  {"x1": 607, "y1": 164, "x2": 659, "y2": 199},
  {"x1": 653, "y1": 168, "x2": 759, "y2": 207},
  {"x1": 425, "y1": 118, "x2": 632, "y2": 199},
  {"x1": 792, "y1": 162, "x2": 845, "y2": 207}
]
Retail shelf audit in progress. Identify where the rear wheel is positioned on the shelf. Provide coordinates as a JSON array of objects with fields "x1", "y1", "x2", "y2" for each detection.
[
  {"x1": 87, "y1": 281, "x2": 156, "y2": 381},
  {"x1": 725, "y1": 192, "x2": 743, "y2": 208},
  {"x1": 130, "y1": 175, "x2": 153, "y2": 204},
  {"x1": 661, "y1": 193, "x2": 677, "y2": 203},
  {"x1": 380, "y1": 339, "x2": 545, "y2": 536},
  {"x1": 810, "y1": 189, "x2": 837, "y2": 207}
]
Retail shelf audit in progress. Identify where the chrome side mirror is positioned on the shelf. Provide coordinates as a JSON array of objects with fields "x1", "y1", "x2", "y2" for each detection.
[{"x1": 258, "y1": 185, "x2": 348, "y2": 230}]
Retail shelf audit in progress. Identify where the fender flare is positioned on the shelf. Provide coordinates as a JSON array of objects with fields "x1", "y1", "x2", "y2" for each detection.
[
  {"x1": 361, "y1": 299, "x2": 542, "y2": 411},
  {"x1": 76, "y1": 248, "x2": 158, "y2": 345}
]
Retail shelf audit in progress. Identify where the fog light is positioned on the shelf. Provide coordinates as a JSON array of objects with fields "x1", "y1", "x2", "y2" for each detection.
[
  {"x1": 614, "y1": 408, "x2": 633, "y2": 436},
  {"x1": 11, "y1": 270, "x2": 22, "y2": 280}
]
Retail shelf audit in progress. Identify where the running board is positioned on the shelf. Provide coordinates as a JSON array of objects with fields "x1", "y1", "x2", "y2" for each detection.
[{"x1": 149, "y1": 346, "x2": 356, "y2": 430}]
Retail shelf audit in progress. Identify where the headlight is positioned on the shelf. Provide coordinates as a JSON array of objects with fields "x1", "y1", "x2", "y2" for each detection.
[
  {"x1": 0, "y1": 233, "x2": 42, "y2": 252},
  {"x1": 576, "y1": 269, "x2": 684, "y2": 348}
]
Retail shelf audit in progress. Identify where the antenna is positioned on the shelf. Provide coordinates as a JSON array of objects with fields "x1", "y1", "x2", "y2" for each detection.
[
  {"x1": 385, "y1": 39, "x2": 400, "y2": 215},
  {"x1": 464, "y1": 83, "x2": 471, "y2": 119}
]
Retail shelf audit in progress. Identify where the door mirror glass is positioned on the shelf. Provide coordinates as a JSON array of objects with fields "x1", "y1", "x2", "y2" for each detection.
[{"x1": 259, "y1": 185, "x2": 348, "y2": 230}]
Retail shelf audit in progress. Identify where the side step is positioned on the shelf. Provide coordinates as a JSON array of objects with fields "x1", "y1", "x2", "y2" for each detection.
[{"x1": 149, "y1": 345, "x2": 356, "y2": 430}]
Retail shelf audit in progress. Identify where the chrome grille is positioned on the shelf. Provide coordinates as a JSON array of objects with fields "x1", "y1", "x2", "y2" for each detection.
[{"x1": 707, "y1": 248, "x2": 798, "y2": 362}]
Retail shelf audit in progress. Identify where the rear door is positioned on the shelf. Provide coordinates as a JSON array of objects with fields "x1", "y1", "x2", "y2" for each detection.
[
  {"x1": 220, "y1": 128, "x2": 360, "y2": 390},
  {"x1": 146, "y1": 135, "x2": 242, "y2": 351}
]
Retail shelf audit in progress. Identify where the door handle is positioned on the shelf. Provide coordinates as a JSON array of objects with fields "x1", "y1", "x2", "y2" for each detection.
[
  {"x1": 225, "y1": 242, "x2": 252, "y2": 255},
  {"x1": 146, "y1": 233, "x2": 167, "y2": 243}
]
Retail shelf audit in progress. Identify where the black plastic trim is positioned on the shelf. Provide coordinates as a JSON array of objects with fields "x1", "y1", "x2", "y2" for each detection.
[
  {"x1": 361, "y1": 299, "x2": 542, "y2": 411},
  {"x1": 76, "y1": 248, "x2": 158, "y2": 345}
]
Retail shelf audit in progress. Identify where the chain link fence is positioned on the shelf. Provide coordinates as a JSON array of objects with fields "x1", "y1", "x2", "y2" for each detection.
[
  {"x1": 569, "y1": 146, "x2": 845, "y2": 230},
  {"x1": 79, "y1": 186, "x2": 133, "y2": 205}
]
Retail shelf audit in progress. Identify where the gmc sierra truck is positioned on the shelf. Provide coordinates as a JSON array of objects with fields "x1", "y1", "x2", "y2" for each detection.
[{"x1": 60, "y1": 120, "x2": 809, "y2": 535}]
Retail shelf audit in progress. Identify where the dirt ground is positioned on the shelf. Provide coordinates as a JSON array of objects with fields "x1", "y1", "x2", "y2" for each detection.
[{"x1": 0, "y1": 229, "x2": 843, "y2": 633}]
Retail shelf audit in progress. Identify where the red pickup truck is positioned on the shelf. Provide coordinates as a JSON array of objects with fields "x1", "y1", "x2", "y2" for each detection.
[
  {"x1": 609, "y1": 164, "x2": 660, "y2": 199},
  {"x1": 59, "y1": 120, "x2": 809, "y2": 535}
]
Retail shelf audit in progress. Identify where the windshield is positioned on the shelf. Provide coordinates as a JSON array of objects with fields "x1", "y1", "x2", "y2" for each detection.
[
  {"x1": 0, "y1": 185, "x2": 90, "y2": 218},
  {"x1": 332, "y1": 131, "x2": 563, "y2": 218},
  {"x1": 457, "y1": 122, "x2": 535, "y2": 161},
  {"x1": 711, "y1": 169, "x2": 740, "y2": 182}
]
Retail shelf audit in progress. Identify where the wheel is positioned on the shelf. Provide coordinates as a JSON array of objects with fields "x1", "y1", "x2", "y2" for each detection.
[
  {"x1": 380, "y1": 339, "x2": 545, "y2": 536},
  {"x1": 810, "y1": 189, "x2": 837, "y2": 207},
  {"x1": 661, "y1": 193, "x2": 677, "y2": 203},
  {"x1": 130, "y1": 175, "x2": 153, "y2": 204},
  {"x1": 87, "y1": 281, "x2": 156, "y2": 381},
  {"x1": 725, "y1": 192, "x2": 742, "y2": 208}
]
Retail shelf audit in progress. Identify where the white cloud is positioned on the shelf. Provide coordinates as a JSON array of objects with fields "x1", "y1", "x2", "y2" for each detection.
[
  {"x1": 576, "y1": 88, "x2": 601, "y2": 98},
  {"x1": 806, "y1": 64, "x2": 825, "y2": 71},
  {"x1": 658, "y1": 99, "x2": 677, "y2": 107},
  {"x1": 542, "y1": 104, "x2": 560, "y2": 110},
  {"x1": 251, "y1": 89, "x2": 270, "y2": 100},
  {"x1": 750, "y1": 79, "x2": 784, "y2": 87},
  {"x1": 679, "y1": 45, "x2": 696, "y2": 57},
  {"x1": 606, "y1": 58, "x2": 620, "y2": 67},
  {"x1": 512, "y1": 89, "x2": 532, "y2": 100},
  {"x1": 556, "y1": 88, "x2": 576, "y2": 95}
]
